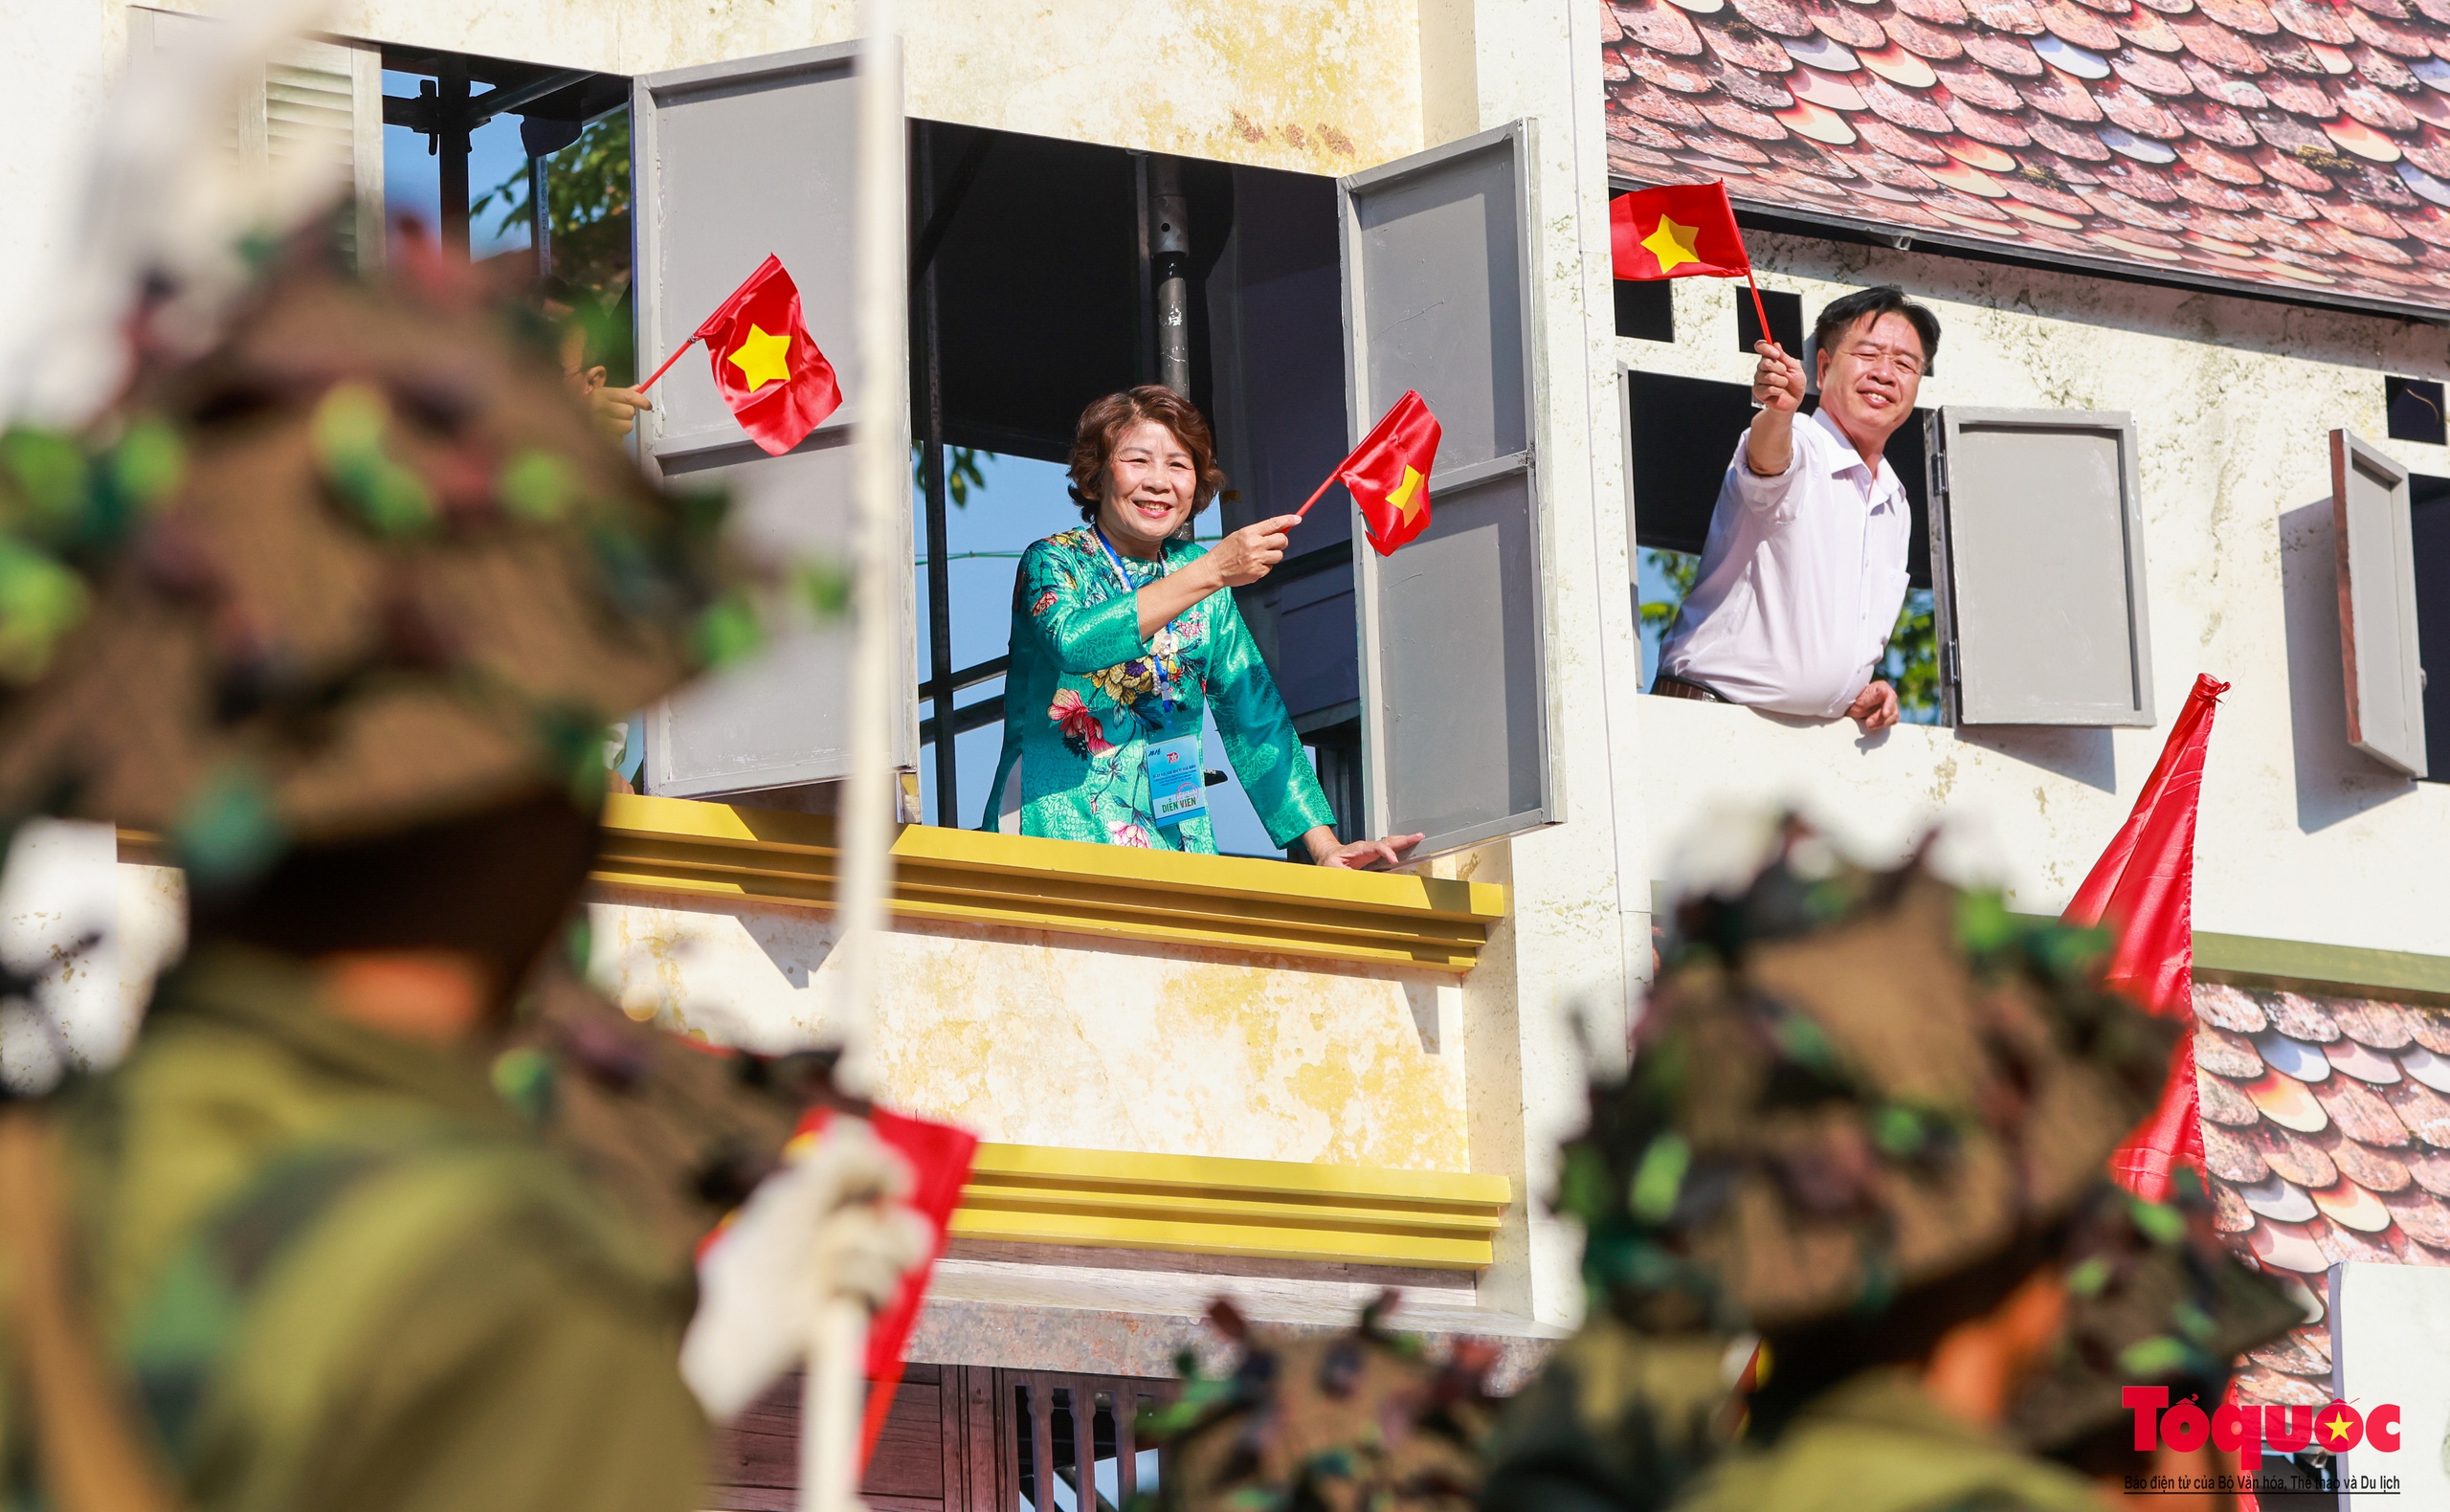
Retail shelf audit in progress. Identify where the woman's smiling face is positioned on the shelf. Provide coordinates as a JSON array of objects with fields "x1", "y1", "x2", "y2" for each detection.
[{"x1": 1096, "y1": 419, "x2": 1198, "y2": 557}]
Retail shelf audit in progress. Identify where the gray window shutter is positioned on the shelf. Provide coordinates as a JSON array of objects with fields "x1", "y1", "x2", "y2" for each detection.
[
  {"x1": 1929, "y1": 407, "x2": 2155, "y2": 726},
  {"x1": 1339, "y1": 121, "x2": 1554, "y2": 858},
  {"x1": 2331, "y1": 429, "x2": 2427, "y2": 777},
  {"x1": 633, "y1": 44, "x2": 915, "y2": 800},
  {"x1": 126, "y1": 11, "x2": 385, "y2": 273}
]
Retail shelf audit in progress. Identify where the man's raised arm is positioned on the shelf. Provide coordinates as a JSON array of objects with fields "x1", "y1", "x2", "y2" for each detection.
[{"x1": 1744, "y1": 340, "x2": 1807, "y2": 478}]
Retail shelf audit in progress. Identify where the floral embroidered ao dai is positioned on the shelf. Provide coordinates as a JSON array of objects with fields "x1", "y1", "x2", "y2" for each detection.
[{"x1": 983, "y1": 527, "x2": 1335, "y2": 853}]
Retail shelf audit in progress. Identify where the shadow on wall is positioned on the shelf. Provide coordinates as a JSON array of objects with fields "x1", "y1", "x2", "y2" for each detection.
[
  {"x1": 1953, "y1": 724, "x2": 2118, "y2": 795},
  {"x1": 2279, "y1": 498, "x2": 2417, "y2": 834}
]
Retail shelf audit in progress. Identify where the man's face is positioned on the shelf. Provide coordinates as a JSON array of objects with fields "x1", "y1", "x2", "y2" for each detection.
[{"x1": 1814, "y1": 310, "x2": 1925, "y2": 448}]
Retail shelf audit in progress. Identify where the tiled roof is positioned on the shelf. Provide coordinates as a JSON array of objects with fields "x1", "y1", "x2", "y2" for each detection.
[
  {"x1": 2193, "y1": 983, "x2": 2450, "y2": 1408},
  {"x1": 1599, "y1": 0, "x2": 2450, "y2": 315}
]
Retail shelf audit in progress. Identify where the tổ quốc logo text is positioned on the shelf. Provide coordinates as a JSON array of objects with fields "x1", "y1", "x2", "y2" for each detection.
[{"x1": 2124, "y1": 1387, "x2": 2404, "y2": 1468}]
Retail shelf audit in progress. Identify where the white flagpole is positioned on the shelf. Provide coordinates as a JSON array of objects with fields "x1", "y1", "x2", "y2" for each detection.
[{"x1": 804, "y1": 2, "x2": 902, "y2": 1509}]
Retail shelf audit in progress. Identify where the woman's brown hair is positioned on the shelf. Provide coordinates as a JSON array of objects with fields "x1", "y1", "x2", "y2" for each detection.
[{"x1": 1066, "y1": 387, "x2": 1228, "y2": 525}]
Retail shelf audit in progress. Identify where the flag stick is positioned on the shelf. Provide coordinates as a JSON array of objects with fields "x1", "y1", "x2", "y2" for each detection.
[
  {"x1": 634, "y1": 335, "x2": 697, "y2": 395},
  {"x1": 1741, "y1": 267, "x2": 1778, "y2": 359},
  {"x1": 1294, "y1": 471, "x2": 1337, "y2": 519}
]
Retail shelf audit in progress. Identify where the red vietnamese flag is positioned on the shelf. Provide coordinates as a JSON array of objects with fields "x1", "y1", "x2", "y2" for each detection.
[
  {"x1": 2063, "y1": 673, "x2": 2229, "y2": 1202},
  {"x1": 694, "y1": 255, "x2": 842, "y2": 456},
  {"x1": 1338, "y1": 391, "x2": 1441, "y2": 555},
  {"x1": 1611, "y1": 182, "x2": 1751, "y2": 281},
  {"x1": 786, "y1": 1104, "x2": 978, "y2": 1468}
]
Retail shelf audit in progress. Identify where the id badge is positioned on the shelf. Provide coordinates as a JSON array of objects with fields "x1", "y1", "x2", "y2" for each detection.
[{"x1": 1146, "y1": 729, "x2": 1208, "y2": 826}]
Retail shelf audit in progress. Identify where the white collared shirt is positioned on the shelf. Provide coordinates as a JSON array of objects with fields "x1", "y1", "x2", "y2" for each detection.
[{"x1": 1658, "y1": 408, "x2": 1913, "y2": 719}]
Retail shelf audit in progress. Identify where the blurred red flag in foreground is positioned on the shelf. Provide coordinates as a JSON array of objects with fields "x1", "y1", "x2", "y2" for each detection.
[
  {"x1": 791, "y1": 1104, "x2": 978, "y2": 1464},
  {"x1": 693, "y1": 254, "x2": 842, "y2": 456},
  {"x1": 2063, "y1": 673, "x2": 2229, "y2": 1201}
]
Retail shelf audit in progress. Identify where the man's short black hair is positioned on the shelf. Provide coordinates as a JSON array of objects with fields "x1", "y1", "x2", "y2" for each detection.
[{"x1": 1813, "y1": 284, "x2": 1940, "y2": 367}]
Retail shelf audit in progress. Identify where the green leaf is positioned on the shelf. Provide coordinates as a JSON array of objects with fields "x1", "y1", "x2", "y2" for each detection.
[
  {"x1": 1631, "y1": 1133, "x2": 1691, "y2": 1223},
  {"x1": 1954, "y1": 891, "x2": 2016, "y2": 955},
  {"x1": 1871, "y1": 1104, "x2": 1927, "y2": 1157},
  {"x1": 312, "y1": 385, "x2": 434, "y2": 536},
  {"x1": 0, "y1": 539, "x2": 89, "y2": 684},
  {"x1": 2117, "y1": 1336, "x2": 2193, "y2": 1378},
  {"x1": 489, "y1": 1045, "x2": 559, "y2": 1123},
  {"x1": 498, "y1": 448, "x2": 585, "y2": 523},
  {"x1": 110, "y1": 418, "x2": 187, "y2": 509},
  {"x1": 173, "y1": 763, "x2": 284, "y2": 888},
  {"x1": 2064, "y1": 1256, "x2": 2112, "y2": 1300},
  {"x1": 695, "y1": 592, "x2": 765, "y2": 669},
  {"x1": 2127, "y1": 1194, "x2": 2186, "y2": 1246}
]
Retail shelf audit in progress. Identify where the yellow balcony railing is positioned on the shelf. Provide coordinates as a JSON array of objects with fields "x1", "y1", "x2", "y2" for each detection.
[
  {"x1": 590, "y1": 793, "x2": 1507, "y2": 973},
  {"x1": 949, "y1": 1144, "x2": 1512, "y2": 1270}
]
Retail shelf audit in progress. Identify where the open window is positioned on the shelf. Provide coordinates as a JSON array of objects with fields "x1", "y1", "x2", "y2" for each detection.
[
  {"x1": 1929, "y1": 409, "x2": 2155, "y2": 727},
  {"x1": 1620, "y1": 370, "x2": 1936, "y2": 715},
  {"x1": 1340, "y1": 122, "x2": 1555, "y2": 858},
  {"x1": 631, "y1": 44, "x2": 918, "y2": 805},
  {"x1": 905, "y1": 124, "x2": 1357, "y2": 852},
  {"x1": 2333, "y1": 431, "x2": 2427, "y2": 777}
]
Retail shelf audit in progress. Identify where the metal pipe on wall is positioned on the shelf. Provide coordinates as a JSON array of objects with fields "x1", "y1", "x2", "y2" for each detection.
[
  {"x1": 914, "y1": 128, "x2": 959, "y2": 828},
  {"x1": 1148, "y1": 156, "x2": 1190, "y2": 396},
  {"x1": 437, "y1": 57, "x2": 471, "y2": 258}
]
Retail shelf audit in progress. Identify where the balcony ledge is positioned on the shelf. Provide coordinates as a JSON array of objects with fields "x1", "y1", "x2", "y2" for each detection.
[{"x1": 589, "y1": 793, "x2": 1508, "y2": 974}]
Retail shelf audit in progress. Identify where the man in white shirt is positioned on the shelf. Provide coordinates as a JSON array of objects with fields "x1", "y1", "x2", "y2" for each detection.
[{"x1": 1654, "y1": 285, "x2": 1939, "y2": 732}]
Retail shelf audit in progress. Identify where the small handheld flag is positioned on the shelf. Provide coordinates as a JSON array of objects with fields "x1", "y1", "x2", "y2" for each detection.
[
  {"x1": 635, "y1": 255, "x2": 844, "y2": 457},
  {"x1": 1295, "y1": 391, "x2": 1441, "y2": 556},
  {"x1": 1611, "y1": 181, "x2": 1777, "y2": 358}
]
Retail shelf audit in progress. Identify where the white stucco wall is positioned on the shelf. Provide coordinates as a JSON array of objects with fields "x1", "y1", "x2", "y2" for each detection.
[{"x1": 1622, "y1": 241, "x2": 2450, "y2": 955}]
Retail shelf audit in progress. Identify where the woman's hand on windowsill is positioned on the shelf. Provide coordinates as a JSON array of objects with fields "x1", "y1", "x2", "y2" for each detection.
[{"x1": 1303, "y1": 827, "x2": 1426, "y2": 870}]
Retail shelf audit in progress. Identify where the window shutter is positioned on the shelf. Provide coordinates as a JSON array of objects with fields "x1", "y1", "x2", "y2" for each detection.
[
  {"x1": 1929, "y1": 407, "x2": 2155, "y2": 726},
  {"x1": 632, "y1": 44, "x2": 916, "y2": 799},
  {"x1": 1338, "y1": 121, "x2": 1555, "y2": 858},
  {"x1": 126, "y1": 10, "x2": 384, "y2": 272},
  {"x1": 2331, "y1": 429, "x2": 2428, "y2": 777}
]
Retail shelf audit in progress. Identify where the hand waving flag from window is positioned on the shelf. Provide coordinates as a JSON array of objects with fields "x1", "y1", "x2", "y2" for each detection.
[
  {"x1": 636, "y1": 255, "x2": 843, "y2": 456},
  {"x1": 1295, "y1": 391, "x2": 1442, "y2": 556}
]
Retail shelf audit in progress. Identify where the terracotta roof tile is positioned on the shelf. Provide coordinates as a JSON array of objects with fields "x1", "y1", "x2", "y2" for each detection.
[
  {"x1": 2244, "y1": 1068, "x2": 2331, "y2": 1131},
  {"x1": 2243, "y1": 1213, "x2": 2332, "y2": 1273},
  {"x1": 2198, "y1": 1069, "x2": 2265, "y2": 1125},
  {"x1": 2378, "y1": 1076, "x2": 2450, "y2": 1144},
  {"x1": 2407, "y1": 1007, "x2": 2450, "y2": 1056},
  {"x1": 1606, "y1": 0, "x2": 2450, "y2": 305},
  {"x1": 2212, "y1": 1177, "x2": 2259, "y2": 1231},
  {"x1": 2202, "y1": 1120, "x2": 2274, "y2": 1183},
  {"x1": 2316, "y1": 1074, "x2": 2413, "y2": 1145},
  {"x1": 2248, "y1": 1327, "x2": 2330, "y2": 1378},
  {"x1": 2311, "y1": 1177, "x2": 2394, "y2": 1231},
  {"x1": 2238, "y1": 1171, "x2": 2319, "y2": 1219},
  {"x1": 2251, "y1": 1122, "x2": 2340, "y2": 1188},
  {"x1": 2196, "y1": 985, "x2": 2270, "y2": 1034},
  {"x1": 2195, "y1": 1026, "x2": 2265, "y2": 1079},
  {"x1": 2317, "y1": 1128, "x2": 2414, "y2": 1191},
  {"x1": 2236, "y1": 1366, "x2": 2332, "y2": 1407},
  {"x1": 2403, "y1": 1045, "x2": 2450, "y2": 1093},
  {"x1": 2327, "y1": 999, "x2": 2416, "y2": 1052},
  {"x1": 2324, "y1": 1036, "x2": 2404, "y2": 1083}
]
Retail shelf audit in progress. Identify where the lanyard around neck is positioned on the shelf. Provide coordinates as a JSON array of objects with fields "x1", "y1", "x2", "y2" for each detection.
[{"x1": 1091, "y1": 525, "x2": 1165, "y2": 595}]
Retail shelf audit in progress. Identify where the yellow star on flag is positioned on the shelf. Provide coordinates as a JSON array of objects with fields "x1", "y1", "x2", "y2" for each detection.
[
  {"x1": 1387, "y1": 464, "x2": 1426, "y2": 523},
  {"x1": 726, "y1": 323, "x2": 793, "y2": 392},
  {"x1": 1642, "y1": 214, "x2": 1703, "y2": 274},
  {"x1": 2321, "y1": 1412, "x2": 2354, "y2": 1444}
]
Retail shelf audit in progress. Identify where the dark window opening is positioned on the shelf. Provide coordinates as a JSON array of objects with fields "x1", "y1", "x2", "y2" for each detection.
[
  {"x1": 909, "y1": 122, "x2": 1357, "y2": 851},
  {"x1": 1733, "y1": 286, "x2": 1803, "y2": 359},
  {"x1": 1614, "y1": 278, "x2": 1674, "y2": 344},
  {"x1": 2411, "y1": 472, "x2": 2450, "y2": 782},
  {"x1": 1622, "y1": 369, "x2": 1939, "y2": 722},
  {"x1": 2388, "y1": 376, "x2": 2447, "y2": 447}
]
